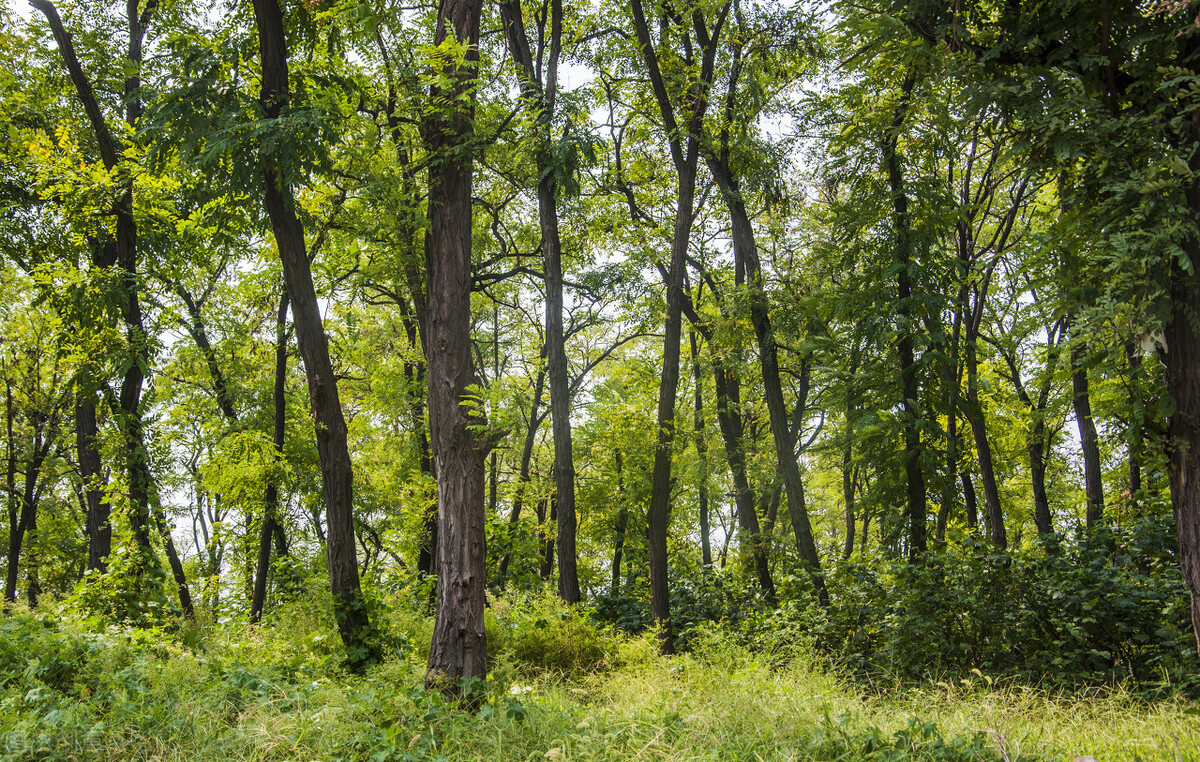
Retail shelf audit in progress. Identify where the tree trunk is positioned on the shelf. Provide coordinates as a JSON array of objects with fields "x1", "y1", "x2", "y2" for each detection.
[
  {"x1": 497, "y1": 366, "x2": 545, "y2": 585},
  {"x1": 1170, "y1": 141, "x2": 1200, "y2": 653},
  {"x1": 962, "y1": 471, "x2": 979, "y2": 529},
  {"x1": 1071, "y1": 340, "x2": 1105, "y2": 526},
  {"x1": 842, "y1": 446, "x2": 856, "y2": 560},
  {"x1": 251, "y1": 0, "x2": 374, "y2": 670},
  {"x1": 77, "y1": 395, "x2": 110, "y2": 572},
  {"x1": 422, "y1": 0, "x2": 489, "y2": 696},
  {"x1": 711, "y1": 351, "x2": 776, "y2": 603},
  {"x1": 704, "y1": 156, "x2": 824, "y2": 601},
  {"x1": 1126, "y1": 342, "x2": 1143, "y2": 496},
  {"x1": 611, "y1": 450, "x2": 627, "y2": 595},
  {"x1": 690, "y1": 332, "x2": 712, "y2": 566},
  {"x1": 31, "y1": 0, "x2": 158, "y2": 561},
  {"x1": 5, "y1": 431, "x2": 49, "y2": 603},
  {"x1": 252, "y1": 291, "x2": 289, "y2": 623},
  {"x1": 964, "y1": 336, "x2": 1006, "y2": 548},
  {"x1": 883, "y1": 72, "x2": 928, "y2": 561}
]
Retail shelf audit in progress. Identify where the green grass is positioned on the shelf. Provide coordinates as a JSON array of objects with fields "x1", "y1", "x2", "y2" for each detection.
[{"x1": 0, "y1": 601, "x2": 1196, "y2": 761}]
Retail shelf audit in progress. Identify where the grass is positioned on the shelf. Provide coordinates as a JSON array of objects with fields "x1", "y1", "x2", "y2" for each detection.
[{"x1": 0, "y1": 598, "x2": 1197, "y2": 761}]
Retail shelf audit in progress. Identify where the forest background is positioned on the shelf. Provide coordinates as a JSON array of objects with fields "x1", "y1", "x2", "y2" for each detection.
[{"x1": 3, "y1": 0, "x2": 1200, "y2": 758}]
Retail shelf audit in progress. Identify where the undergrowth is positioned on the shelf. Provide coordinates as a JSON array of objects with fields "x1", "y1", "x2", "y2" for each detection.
[{"x1": 0, "y1": 590, "x2": 1196, "y2": 761}]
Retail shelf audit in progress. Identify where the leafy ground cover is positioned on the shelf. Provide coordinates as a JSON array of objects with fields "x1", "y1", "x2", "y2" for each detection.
[{"x1": 1, "y1": 593, "x2": 1196, "y2": 761}]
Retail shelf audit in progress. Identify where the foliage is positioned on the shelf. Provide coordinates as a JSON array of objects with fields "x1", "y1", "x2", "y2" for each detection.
[
  {"x1": 4, "y1": 597, "x2": 1195, "y2": 760},
  {"x1": 816, "y1": 515, "x2": 1200, "y2": 696}
]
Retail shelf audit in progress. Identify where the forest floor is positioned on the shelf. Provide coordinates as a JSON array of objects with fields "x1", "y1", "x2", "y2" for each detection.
[{"x1": 2, "y1": 598, "x2": 1197, "y2": 761}]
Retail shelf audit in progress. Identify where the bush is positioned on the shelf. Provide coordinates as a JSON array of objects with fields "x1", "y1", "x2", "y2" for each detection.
[
  {"x1": 487, "y1": 591, "x2": 622, "y2": 675},
  {"x1": 814, "y1": 516, "x2": 1200, "y2": 695}
]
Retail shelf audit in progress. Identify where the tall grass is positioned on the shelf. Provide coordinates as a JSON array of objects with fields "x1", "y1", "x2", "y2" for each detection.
[{"x1": 0, "y1": 596, "x2": 1195, "y2": 761}]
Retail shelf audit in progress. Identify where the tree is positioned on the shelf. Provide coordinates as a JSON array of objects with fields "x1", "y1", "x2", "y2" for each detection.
[
  {"x1": 250, "y1": 0, "x2": 374, "y2": 669},
  {"x1": 422, "y1": 0, "x2": 492, "y2": 695}
]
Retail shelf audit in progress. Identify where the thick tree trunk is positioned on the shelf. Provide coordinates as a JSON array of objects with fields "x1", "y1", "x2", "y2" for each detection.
[
  {"x1": 252, "y1": 0, "x2": 374, "y2": 670},
  {"x1": 1168, "y1": 263, "x2": 1200, "y2": 656},
  {"x1": 1071, "y1": 341, "x2": 1105, "y2": 526},
  {"x1": 252, "y1": 292, "x2": 289, "y2": 623},
  {"x1": 422, "y1": 0, "x2": 488, "y2": 695},
  {"x1": 1171, "y1": 154, "x2": 1200, "y2": 655}
]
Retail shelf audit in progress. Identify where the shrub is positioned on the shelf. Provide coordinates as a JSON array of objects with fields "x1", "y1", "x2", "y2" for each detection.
[
  {"x1": 814, "y1": 516, "x2": 1200, "y2": 695},
  {"x1": 487, "y1": 591, "x2": 622, "y2": 675}
]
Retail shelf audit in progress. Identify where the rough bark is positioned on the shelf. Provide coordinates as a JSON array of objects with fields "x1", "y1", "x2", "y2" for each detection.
[
  {"x1": 251, "y1": 0, "x2": 374, "y2": 669},
  {"x1": 422, "y1": 0, "x2": 489, "y2": 695}
]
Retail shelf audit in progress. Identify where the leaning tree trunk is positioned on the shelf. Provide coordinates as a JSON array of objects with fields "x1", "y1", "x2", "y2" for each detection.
[
  {"x1": 422, "y1": 0, "x2": 490, "y2": 697},
  {"x1": 251, "y1": 0, "x2": 374, "y2": 669}
]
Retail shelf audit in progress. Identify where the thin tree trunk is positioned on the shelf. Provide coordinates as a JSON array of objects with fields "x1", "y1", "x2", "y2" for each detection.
[
  {"x1": 1127, "y1": 342, "x2": 1143, "y2": 496},
  {"x1": 964, "y1": 335, "x2": 1006, "y2": 548},
  {"x1": 77, "y1": 395, "x2": 110, "y2": 572},
  {"x1": 31, "y1": 0, "x2": 158, "y2": 560},
  {"x1": 497, "y1": 367, "x2": 545, "y2": 585},
  {"x1": 252, "y1": 291, "x2": 289, "y2": 623},
  {"x1": 883, "y1": 72, "x2": 928, "y2": 561},
  {"x1": 842, "y1": 447, "x2": 856, "y2": 560},
  {"x1": 1071, "y1": 340, "x2": 1105, "y2": 526},
  {"x1": 711, "y1": 356, "x2": 776, "y2": 603},
  {"x1": 962, "y1": 471, "x2": 979, "y2": 529},
  {"x1": 704, "y1": 155, "x2": 825, "y2": 601},
  {"x1": 690, "y1": 332, "x2": 712, "y2": 566},
  {"x1": 611, "y1": 450, "x2": 627, "y2": 595},
  {"x1": 5, "y1": 431, "x2": 49, "y2": 603},
  {"x1": 251, "y1": 0, "x2": 374, "y2": 670}
]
